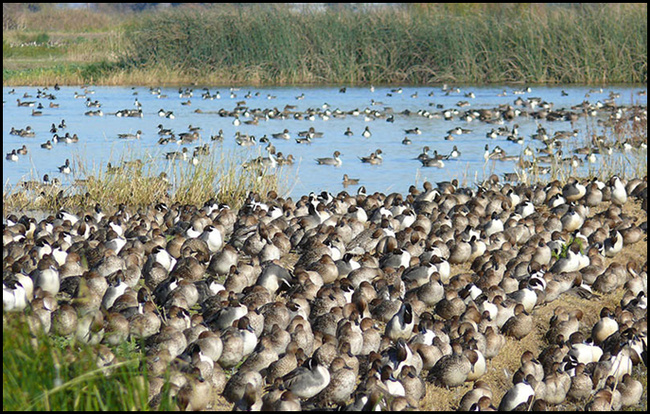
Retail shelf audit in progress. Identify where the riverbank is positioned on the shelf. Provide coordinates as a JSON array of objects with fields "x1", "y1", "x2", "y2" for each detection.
[
  {"x1": 3, "y1": 4, "x2": 647, "y2": 86},
  {"x1": 3, "y1": 173, "x2": 647, "y2": 411}
]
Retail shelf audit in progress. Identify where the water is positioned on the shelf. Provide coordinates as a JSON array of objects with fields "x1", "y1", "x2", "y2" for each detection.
[{"x1": 3, "y1": 85, "x2": 646, "y2": 201}]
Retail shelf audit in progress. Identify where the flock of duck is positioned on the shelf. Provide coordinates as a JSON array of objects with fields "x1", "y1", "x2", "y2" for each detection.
[
  {"x1": 4, "y1": 84, "x2": 647, "y2": 194},
  {"x1": 3, "y1": 165, "x2": 647, "y2": 410}
]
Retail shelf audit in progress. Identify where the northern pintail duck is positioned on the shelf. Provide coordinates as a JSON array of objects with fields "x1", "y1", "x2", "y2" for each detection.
[
  {"x1": 342, "y1": 174, "x2": 359, "y2": 186},
  {"x1": 310, "y1": 356, "x2": 355, "y2": 406},
  {"x1": 315, "y1": 151, "x2": 342, "y2": 166},
  {"x1": 272, "y1": 128, "x2": 291, "y2": 140},
  {"x1": 498, "y1": 375, "x2": 536, "y2": 411},
  {"x1": 359, "y1": 149, "x2": 383, "y2": 165},
  {"x1": 282, "y1": 357, "x2": 330, "y2": 399},
  {"x1": 385, "y1": 302, "x2": 415, "y2": 341},
  {"x1": 404, "y1": 127, "x2": 422, "y2": 135},
  {"x1": 428, "y1": 341, "x2": 472, "y2": 388}
]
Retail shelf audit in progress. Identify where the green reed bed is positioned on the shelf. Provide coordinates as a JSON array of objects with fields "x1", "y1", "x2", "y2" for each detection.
[
  {"x1": 4, "y1": 3, "x2": 647, "y2": 85},
  {"x1": 116, "y1": 3, "x2": 650, "y2": 85}
]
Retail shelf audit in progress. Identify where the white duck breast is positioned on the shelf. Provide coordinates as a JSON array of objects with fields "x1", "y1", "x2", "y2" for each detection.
[
  {"x1": 3, "y1": 281, "x2": 28, "y2": 312},
  {"x1": 610, "y1": 176, "x2": 627, "y2": 205},
  {"x1": 602, "y1": 230, "x2": 623, "y2": 257},
  {"x1": 483, "y1": 213, "x2": 504, "y2": 237},
  {"x1": 153, "y1": 246, "x2": 177, "y2": 272},
  {"x1": 385, "y1": 302, "x2": 415, "y2": 341},
  {"x1": 51, "y1": 246, "x2": 68, "y2": 266},
  {"x1": 102, "y1": 278, "x2": 128, "y2": 310},
  {"x1": 199, "y1": 225, "x2": 224, "y2": 253},
  {"x1": 34, "y1": 265, "x2": 60, "y2": 296},
  {"x1": 569, "y1": 341, "x2": 603, "y2": 364},
  {"x1": 105, "y1": 234, "x2": 126, "y2": 255},
  {"x1": 498, "y1": 380, "x2": 535, "y2": 411},
  {"x1": 515, "y1": 201, "x2": 535, "y2": 218}
]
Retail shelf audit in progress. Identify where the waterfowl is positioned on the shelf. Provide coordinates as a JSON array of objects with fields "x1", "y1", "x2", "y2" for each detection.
[
  {"x1": 342, "y1": 174, "x2": 359, "y2": 186},
  {"x1": 6, "y1": 149, "x2": 19, "y2": 162},
  {"x1": 272, "y1": 128, "x2": 291, "y2": 140},
  {"x1": 448, "y1": 145, "x2": 461, "y2": 158},
  {"x1": 311, "y1": 356, "x2": 355, "y2": 406},
  {"x1": 362, "y1": 126, "x2": 372, "y2": 138},
  {"x1": 58, "y1": 159, "x2": 71, "y2": 174},
  {"x1": 420, "y1": 156, "x2": 445, "y2": 168},
  {"x1": 165, "y1": 147, "x2": 189, "y2": 161},
  {"x1": 385, "y1": 302, "x2": 415, "y2": 341},
  {"x1": 282, "y1": 357, "x2": 330, "y2": 399},
  {"x1": 609, "y1": 175, "x2": 628, "y2": 206},
  {"x1": 501, "y1": 303, "x2": 533, "y2": 340},
  {"x1": 428, "y1": 342, "x2": 471, "y2": 388},
  {"x1": 591, "y1": 307, "x2": 619, "y2": 345},
  {"x1": 459, "y1": 380, "x2": 493, "y2": 411},
  {"x1": 359, "y1": 149, "x2": 383, "y2": 165},
  {"x1": 235, "y1": 132, "x2": 256, "y2": 146},
  {"x1": 51, "y1": 303, "x2": 78, "y2": 337},
  {"x1": 315, "y1": 151, "x2": 342, "y2": 166},
  {"x1": 498, "y1": 376, "x2": 535, "y2": 411},
  {"x1": 617, "y1": 373, "x2": 643, "y2": 408}
]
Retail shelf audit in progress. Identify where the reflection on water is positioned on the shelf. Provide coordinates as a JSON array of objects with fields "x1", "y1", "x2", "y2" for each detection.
[{"x1": 3, "y1": 85, "x2": 646, "y2": 200}]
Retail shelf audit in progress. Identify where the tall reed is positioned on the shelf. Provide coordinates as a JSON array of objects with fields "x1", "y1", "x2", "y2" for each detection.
[
  {"x1": 122, "y1": 4, "x2": 647, "y2": 85},
  {"x1": 3, "y1": 145, "x2": 294, "y2": 216}
]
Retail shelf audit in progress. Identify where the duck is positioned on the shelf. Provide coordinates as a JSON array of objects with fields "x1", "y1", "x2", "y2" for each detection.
[
  {"x1": 385, "y1": 302, "x2": 415, "y2": 341},
  {"x1": 428, "y1": 342, "x2": 471, "y2": 388},
  {"x1": 591, "y1": 307, "x2": 619, "y2": 345},
  {"x1": 498, "y1": 376, "x2": 536, "y2": 411},
  {"x1": 501, "y1": 303, "x2": 533, "y2": 340},
  {"x1": 6, "y1": 149, "x2": 18, "y2": 162},
  {"x1": 315, "y1": 151, "x2": 342, "y2": 166},
  {"x1": 567, "y1": 362, "x2": 593, "y2": 401},
  {"x1": 420, "y1": 156, "x2": 445, "y2": 168},
  {"x1": 177, "y1": 367, "x2": 214, "y2": 411},
  {"x1": 448, "y1": 145, "x2": 461, "y2": 158},
  {"x1": 362, "y1": 126, "x2": 372, "y2": 138},
  {"x1": 459, "y1": 380, "x2": 493, "y2": 411},
  {"x1": 58, "y1": 158, "x2": 71, "y2": 174},
  {"x1": 609, "y1": 175, "x2": 627, "y2": 205},
  {"x1": 342, "y1": 174, "x2": 359, "y2": 186},
  {"x1": 272, "y1": 128, "x2": 291, "y2": 140},
  {"x1": 617, "y1": 373, "x2": 643, "y2": 408},
  {"x1": 282, "y1": 357, "x2": 330, "y2": 399},
  {"x1": 359, "y1": 149, "x2": 383, "y2": 165},
  {"x1": 117, "y1": 130, "x2": 142, "y2": 140},
  {"x1": 51, "y1": 303, "x2": 78, "y2": 337}
]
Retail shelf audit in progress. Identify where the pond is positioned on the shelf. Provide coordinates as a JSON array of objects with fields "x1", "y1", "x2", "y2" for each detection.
[{"x1": 3, "y1": 84, "x2": 647, "y2": 201}]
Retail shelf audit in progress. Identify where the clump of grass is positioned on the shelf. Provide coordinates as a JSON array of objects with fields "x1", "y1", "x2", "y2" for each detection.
[
  {"x1": 3, "y1": 145, "x2": 295, "y2": 216},
  {"x1": 3, "y1": 312, "x2": 157, "y2": 411}
]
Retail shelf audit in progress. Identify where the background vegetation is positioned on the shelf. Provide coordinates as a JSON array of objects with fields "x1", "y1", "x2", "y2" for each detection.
[{"x1": 3, "y1": 3, "x2": 647, "y2": 85}]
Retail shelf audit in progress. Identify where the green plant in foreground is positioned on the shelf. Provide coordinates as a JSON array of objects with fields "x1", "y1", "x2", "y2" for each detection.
[
  {"x1": 3, "y1": 312, "x2": 162, "y2": 411},
  {"x1": 551, "y1": 236, "x2": 585, "y2": 261}
]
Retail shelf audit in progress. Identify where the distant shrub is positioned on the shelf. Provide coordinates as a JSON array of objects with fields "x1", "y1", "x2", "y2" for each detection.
[{"x1": 34, "y1": 32, "x2": 49, "y2": 45}]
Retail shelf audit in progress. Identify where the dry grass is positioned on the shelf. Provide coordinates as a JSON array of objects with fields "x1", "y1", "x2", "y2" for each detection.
[{"x1": 3, "y1": 146, "x2": 295, "y2": 217}]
